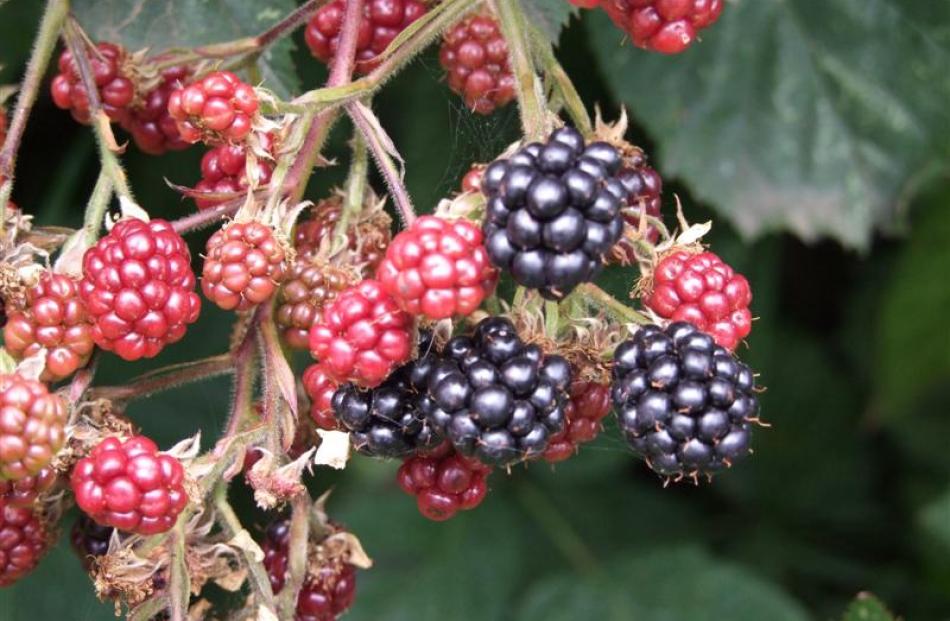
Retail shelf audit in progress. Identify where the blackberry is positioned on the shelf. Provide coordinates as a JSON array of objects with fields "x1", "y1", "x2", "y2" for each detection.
[
  {"x1": 70, "y1": 513, "x2": 115, "y2": 570},
  {"x1": 481, "y1": 127, "x2": 628, "y2": 300},
  {"x1": 330, "y1": 334, "x2": 442, "y2": 458},
  {"x1": 611, "y1": 322, "x2": 760, "y2": 479},
  {"x1": 422, "y1": 317, "x2": 571, "y2": 466}
]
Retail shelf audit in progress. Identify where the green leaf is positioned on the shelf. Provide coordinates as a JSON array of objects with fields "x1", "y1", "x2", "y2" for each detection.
[
  {"x1": 517, "y1": 546, "x2": 811, "y2": 621},
  {"x1": 585, "y1": 1, "x2": 950, "y2": 248},
  {"x1": 840, "y1": 593, "x2": 897, "y2": 621},
  {"x1": 70, "y1": 0, "x2": 300, "y2": 98},
  {"x1": 522, "y1": 0, "x2": 577, "y2": 44},
  {"x1": 874, "y1": 190, "x2": 950, "y2": 419}
]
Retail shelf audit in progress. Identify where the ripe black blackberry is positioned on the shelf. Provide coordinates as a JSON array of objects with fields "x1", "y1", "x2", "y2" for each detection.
[
  {"x1": 422, "y1": 317, "x2": 571, "y2": 466},
  {"x1": 481, "y1": 127, "x2": 627, "y2": 300},
  {"x1": 71, "y1": 514, "x2": 115, "y2": 570},
  {"x1": 331, "y1": 333, "x2": 442, "y2": 458},
  {"x1": 611, "y1": 322, "x2": 761, "y2": 480}
]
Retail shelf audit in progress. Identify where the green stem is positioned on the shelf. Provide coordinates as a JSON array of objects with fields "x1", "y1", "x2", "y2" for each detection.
[
  {"x1": 89, "y1": 354, "x2": 234, "y2": 403},
  {"x1": 278, "y1": 491, "x2": 313, "y2": 620},
  {"x1": 579, "y1": 283, "x2": 652, "y2": 325},
  {"x1": 544, "y1": 300, "x2": 560, "y2": 339},
  {"x1": 167, "y1": 517, "x2": 190, "y2": 621},
  {"x1": 128, "y1": 597, "x2": 167, "y2": 621},
  {"x1": 528, "y1": 23, "x2": 592, "y2": 135},
  {"x1": 214, "y1": 484, "x2": 278, "y2": 613},
  {"x1": 332, "y1": 132, "x2": 369, "y2": 255},
  {"x1": 82, "y1": 171, "x2": 112, "y2": 244},
  {"x1": 490, "y1": 0, "x2": 549, "y2": 140}
]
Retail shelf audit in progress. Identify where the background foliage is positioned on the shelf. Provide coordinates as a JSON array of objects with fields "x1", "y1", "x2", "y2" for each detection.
[{"x1": 1, "y1": 0, "x2": 949, "y2": 618}]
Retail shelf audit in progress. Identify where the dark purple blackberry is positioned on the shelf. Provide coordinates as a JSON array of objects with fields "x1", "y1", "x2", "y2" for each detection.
[
  {"x1": 71, "y1": 514, "x2": 115, "y2": 570},
  {"x1": 611, "y1": 322, "x2": 760, "y2": 480},
  {"x1": 612, "y1": 153, "x2": 664, "y2": 264},
  {"x1": 481, "y1": 127, "x2": 627, "y2": 300},
  {"x1": 331, "y1": 334, "x2": 442, "y2": 458},
  {"x1": 422, "y1": 317, "x2": 571, "y2": 466}
]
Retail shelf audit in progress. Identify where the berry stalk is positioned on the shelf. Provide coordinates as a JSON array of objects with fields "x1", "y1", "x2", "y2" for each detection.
[
  {"x1": 527, "y1": 21, "x2": 592, "y2": 135},
  {"x1": 578, "y1": 282, "x2": 652, "y2": 326},
  {"x1": 88, "y1": 353, "x2": 234, "y2": 404},
  {"x1": 332, "y1": 132, "x2": 369, "y2": 255},
  {"x1": 277, "y1": 490, "x2": 313, "y2": 620},
  {"x1": 167, "y1": 517, "x2": 190, "y2": 621}
]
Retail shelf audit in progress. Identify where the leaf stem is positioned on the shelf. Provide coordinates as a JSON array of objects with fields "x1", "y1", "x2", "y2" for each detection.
[
  {"x1": 167, "y1": 517, "x2": 190, "y2": 621},
  {"x1": 578, "y1": 282, "x2": 652, "y2": 325},
  {"x1": 88, "y1": 354, "x2": 234, "y2": 403},
  {"x1": 544, "y1": 300, "x2": 560, "y2": 339},
  {"x1": 332, "y1": 132, "x2": 368, "y2": 254},
  {"x1": 490, "y1": 0, "x2": 549, "y2": 140},
  {"x1": 278, "y1": 490, "x2": 313, "y2": 620},
  {"x1": 528, "y1": 23, "x2": 592, "y2": 134}
]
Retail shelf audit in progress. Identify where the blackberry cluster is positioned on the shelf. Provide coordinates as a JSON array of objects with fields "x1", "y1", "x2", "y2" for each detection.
[
  {"x1": 481, "y1": 127, "x2": 627, "y2": 300},
  {"x1": 331, "y1": 334, "x2": 442, "y2": 458},
  {"x1": 422, "y1": 317, "x2": 571, "y2": 466},
  {"x1": 611, "y1": 322, "x2": 759, "y2": 479}
]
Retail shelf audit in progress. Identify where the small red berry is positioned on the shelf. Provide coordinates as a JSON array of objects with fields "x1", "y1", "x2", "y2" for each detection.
[
  {"x1": 0, "y1": 374, "x2": 67, "y2": 482},
  {"x1": 612, "y1": 156, "x2": 664, "y2": 264},
  {"x1": 193, "y1": 134, "x2": 275, "y2": 210},
  {"x1": 439, "y1": 13, "x2": 515, "y2": 115},
  {"x1": 601, "y1": 0, "x2": 725, "y2": 54},
  {"x1": 167, "y1": 71, "x2": 259, "y2": 144},
  {"x1": 201, "y1": 221, "x2": 287, "y2": 311},
  {"x1": 79, "y1": 218, "x2": 201, "y2": 361},
  {"x1": 397, "y1": 443, "x2": 491, "y2": 521},
  {"x1": 123, "y1": 66, "x2": 192, "y2": 155},
  {"x1": 3, "y1": 271, "x2": 95, "y2": 381},
  {"x1": 71, "y1": 435, "x2": 188, "y2": 536},
  {"x1": 0, "y1": 107, "x2": 7, "y2": 145},
  {"x1": 460, "y1": 165, "x2": 485, "y2": 194},
  {"x1": 305, "y1": 0, "x2": 427, "y2": 73},
  {"x1": 309, "y1": 279, "x2": 413, "y2": 388},
  {"x1": 0, "y1": 499, "x2": 50, "y2": 586},
  {"x1": 50, "y1": 42, "x2": 135, "y2": 124},
  {"x1": 0, "y1": 468, "x2": 55, "y2": 509},
  {"x1": 543, "y1": 380, "x2": 611, "y2": 463},
  {"x1": 376, "y1": 215, "x2": 497, "y2": 320},
  {"x1": 643, "y1": 250, "x2": 752, "y2": 350},
  {"x1": 303, "y1": 363, "x2": 341, "y2": 431}
]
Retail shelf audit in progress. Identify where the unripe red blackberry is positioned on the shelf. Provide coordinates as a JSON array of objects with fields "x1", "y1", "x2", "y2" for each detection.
[
  {"x1": 70, "y1": 513, "x2": 114, "y2": 570},
  {"x1": 193, "y1": 134, "x2": 275, "y2": 210},
  {"x1": 611, "y1": 154, "x2": 664, "y2": 264},
  {"x1": 461, "y1": 165, "x2": 485, "y2": 194},
  {"x1": 601, "y1": 0, "x2": 725, "y2": 54},
  {"x1": 0, "y1": 107, "x2": 7, "y2": 145},
  {"x1": 167, "y1": 71, "x2": 259, "y2": 144},
  {"x1": 543, "y1": 379, "x2": 611, "y2": 463},
  {"x1": 303, "y1": 363, "x2": 341, "y2": 431},
  {"x1": 397, "y1": 443, "x2": 491, "y2": 521},
  {"x1": 3, "y1": 271, "x2": 95, "y2": 381},
  {"x1": 278, "y1": 264, "x2": 352, "y2": 350},
  {"x1": 201, "y1": 221, "x2": 287, "y2": 311},
  {"x1": 123, "y1": 66, "x2": 191, "y2": 155},
  {"x1": 642, "y1": 250, "x2": 752, "y2": 350},
  {"x1": 79, "y1": 218, "x2": 201, "y2": 361},
  {"x1": 50, "y1": 42, "x2": 135, "y2": 125},
  {"x1": 440, "y1": 13, "x2": 515, "y2": 115},
  {"x1": 0, "y1": 374, "x2": 67, "y2": 482},
  {"x1": 309, "y1": 279, "x2": 413, "y2": 388},
  {"x1": 0, "y1": 499, "x2": 50, "y2": 586},
  {"x1": 71, "y1": 435, "x2": 188, "y2": 535},
  {"x1": 0, "y1": 467, "x2": 55, "y2": 509},
  {"x1": 376, "y1": 215, "x2": 498, "y2": 320},
  {"x1": 305, "y1": 0, "x2": 427, "y2": 73},
  {"x1": 261, "y1": 518, "x2": 358, "y2": 621},
  {"x1": 612, "y1": 322, "x2": 761, "y2": 479}
]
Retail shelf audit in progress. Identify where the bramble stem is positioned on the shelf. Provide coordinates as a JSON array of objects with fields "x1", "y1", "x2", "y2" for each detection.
[
  {"x1": 491, "y1": 0, "x2": 549, "y2": 140},
  {"x1": 169, "y1": 194, "x2": 254, "y2": 234},
  {"x1": 89, "y1": 354, "x2": 234, "y2": 403},
  {"x1": 218, "y1": 334, "x2": 258, "y2": 456},
  {"x1": 278, "y1": 490, "x2": 313, "y2": 620},
  {"x1": 82, "y1": 171, "x2": 113, "y2": 243},
  {"x1": 214, "y1": 484, "x2": 278, "y2": 613},
  {"x1": 127, "y1": 598, "x2": 167, "y2": 621},
  {"x1": 544, "y1": 300, "x2": 560, "y2": 339},
  {"x1": 0, "y1": 0, "x2": 70, "y2": 201},
  {"x1": 333, "y1": 132, "x2": 369, "y2": 254},
  {"x1": 528, "y1": 23, "x2": 592, "y2": 135},
  {"x1": 579, "y1": 283, "x2": 652, "y2": 325},
  {"x1": 167, "y1": 518, "x2": 190, "y2": 621}
]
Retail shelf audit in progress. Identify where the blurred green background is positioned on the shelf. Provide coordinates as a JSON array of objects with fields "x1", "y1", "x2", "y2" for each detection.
[{"x1": 1, "y1": 1, "x2": 949, "y2": 619}]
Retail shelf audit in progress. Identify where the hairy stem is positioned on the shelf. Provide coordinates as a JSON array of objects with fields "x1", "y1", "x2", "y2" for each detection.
[
  {"x1": 219, "y1": 334, "x2": 258, "y2": 456},
  {"x1": 128, "y1": 597, "x2": 168, "y2": 621},
  {"x1": 333, "y1": 132, "x2": 368, "y2": 254},
  {"x1": 167, "y1": 517, "x2": 190, "y2": 621},
  {"x1": 214, "y1": 484, "x2": 278, "y2": 613},
  {"x1": 0, "y1": 0, "x2": 70, "y2": 196},
  {"x1": 89, "y1": 354, "x2": 234, "y2": 403},
  {"x1": 491, "y1": 0, "x2": 549, "y2": 140},
  {"x1": 82, "y1": 170, "x2": 112, "y2": 243},
  {"x1": 347, "y1": 101, "x2": 415, "y2": 225},
  {"x1": 578, "y1": 282, "x2": 652, "y2": 325},
  {"x1": 278, "y1": 490, "x2": 313, "y2": 620},
  {"x1": 529, "y1": 24, "x2": 592, "y2": 135},
  {"x1": 544, "y1": 300, "x2": 560, "y2": 339},
  {"x1": 169, "y1": 194, "x2": 254, "y2": 234}
]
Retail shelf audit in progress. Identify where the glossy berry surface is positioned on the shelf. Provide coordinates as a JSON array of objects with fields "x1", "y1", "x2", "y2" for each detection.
[
  {"x1": 305, "y1": 0, "x2": 427, "y2": 73},
  {"x1": 644, "y1": 250, "x2": 752, "y2": 350},
  {"x1": 612, "y1": 154, "x2": 664, "y2": 263},
  {"x1": 167, "y1": 71, "x2": 259, "y2": 144},
  {"x1": 193, "y1": 135, "x2": 275, "y2": 209},
  {"x1": 71, "y1": 435, "x2": 188, "y2": 535},
  {"x1": 70, "y1": 513, "x2": 115, "y2": 570},
  {"x1": 0, "y1": 499, "x2": 49, "y2": 586},
  {"x1": 601, "y1": 0, "x2": 725, "y2": 54},
  {"x1": 3, "y1": 271, "x2": 95, "y2": 381},
  {"x1": 331, "y1": 335, "x2": 442, "y2": 457},
  {"x1": 423, "y1": 317, "x2": 571, "y2": 466},
  {"x1": 0, "y1": 374, "x2": 67, "y2": 481},
  {"x1": 377, "y1": 215, "x2": 497, "y2": 320},
  {"x1": 0, "y1": 107, "x2": 7, "y2": 145},
  {"x1": 303, "y1": 363, "x2": 341, "y2": 431},
  {"x1": 123, "y1": 66, "x2": 191, "y2": 155},
  {"x1": 397, "y1": 443, "x2": 491, "y2": 521},
  {"x1": 309, "y1": 279, "x2": 413, "y2": 388},
  {"x1": 481, "y1": 126, "x2": 628, "y2": 300},
  {"x1": 262, "y1": 518, "x2": 358, "y2": 621},
  {"x1": 612, "y1": 322, "x2": 760, "y2": 478},
  {"x1": 201, "y1": 221, "x2": 287, "y2": 311},
  {"x1": 543, "y1": 380, "x2": 611, "y2": 463},
  {"x1": 439, "y1": 13, "x2": 515, "y2": 114},
  {"x1": 79, "y1": 218, "x2": 201, "y2": 361},
  {"x1": 51, "y1": 42, "x2": 134, "y2": 125},
  {"x1": 0, "y1": 467, "x2": 55, "y2": 509}
]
